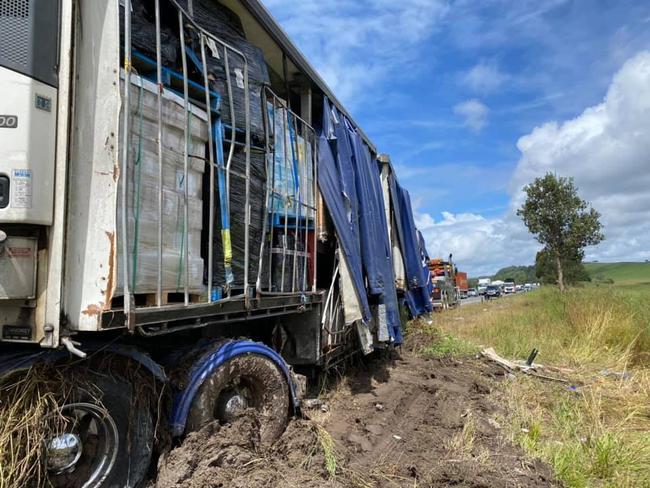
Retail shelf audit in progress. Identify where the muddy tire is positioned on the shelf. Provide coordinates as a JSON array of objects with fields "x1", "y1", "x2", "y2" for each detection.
[
  {"x1": 186, "y1": 353, "x2": 290, "y2": 444},
  {"x1": 47, "y1": 373, "x2": 153, "y2": 488}
]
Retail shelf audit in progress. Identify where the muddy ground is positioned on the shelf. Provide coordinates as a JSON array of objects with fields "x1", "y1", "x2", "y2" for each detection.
[{"x1": 154, "y1": 343, "x2": 557, "y2": 487}]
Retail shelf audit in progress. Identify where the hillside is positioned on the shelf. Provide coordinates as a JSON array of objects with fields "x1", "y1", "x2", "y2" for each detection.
[
  {"x1": 584, "y1": 261, "x2": 650, "y2": 285},
  {"x1": 491, "y1": 265, "x2": 537, "y2": 284}
]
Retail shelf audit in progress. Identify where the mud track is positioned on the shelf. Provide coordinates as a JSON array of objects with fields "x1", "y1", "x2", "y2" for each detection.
[{"x1": 155, "y1": 351, "x2": 557, "y2": 487}]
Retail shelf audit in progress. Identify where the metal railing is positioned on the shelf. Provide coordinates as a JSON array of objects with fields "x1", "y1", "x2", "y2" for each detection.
[
  {"x1": 119, "y1": 0, "x2": 318, "y2": 328},
  {"x1": 120, "y1": 0, "x2": 250, "y2": 326},
  {"x1": 258, "y1": 87, "x2": 318, "y2": 296}
]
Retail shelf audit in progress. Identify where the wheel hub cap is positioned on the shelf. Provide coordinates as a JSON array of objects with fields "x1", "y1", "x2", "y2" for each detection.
[
  {"x1": 217, "y1": 389, "x2": 250, "y2": 422},
  {"x1": 46, "y1": 433, "x2": 83, "y2": 473}
]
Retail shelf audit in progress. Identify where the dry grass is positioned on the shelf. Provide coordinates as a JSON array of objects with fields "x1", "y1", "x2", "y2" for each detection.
[
  {"x1": 0, "y1": 355, "x2": 162, "y2": 488},
  {"x1": 426, "y1": 285, "x2": 650, "y2": 487},
  {"x1": 0, "y1": 365, "x2": 70, "y2": 488}
]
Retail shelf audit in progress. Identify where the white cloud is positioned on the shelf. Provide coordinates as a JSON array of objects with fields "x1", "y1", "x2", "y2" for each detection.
[
  {"x1": 420, "y1": 51, "x2": 650, "y2": 275},
  {"x1": 454, "y1": 99, "x2": 489, "y2": 132},
  {"x1": 264, "y1": 0, "x2": 448, "y2": 108},
  {"x1": 416, "y1": 211, "x2": 537, "y2": 276},
  {"x1": 462, "y1": 59, "x2": 508, "y2": 93},
  {"x1": 513, "y1": 50, "x2": 650, "y2": 262}
]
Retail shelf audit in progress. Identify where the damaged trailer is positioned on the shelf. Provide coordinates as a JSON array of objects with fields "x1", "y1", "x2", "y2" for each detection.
[{"x1": 0, "y1": 0, "x2": 433, "y2": 485}]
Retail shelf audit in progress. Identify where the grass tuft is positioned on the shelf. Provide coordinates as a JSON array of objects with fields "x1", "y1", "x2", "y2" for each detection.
[
  {"x1": 419, "y1": 328, "x2": 479, "y2": 359},
  {"x1": 314, "y1": 424, "x2": 337, "y2": 478}
]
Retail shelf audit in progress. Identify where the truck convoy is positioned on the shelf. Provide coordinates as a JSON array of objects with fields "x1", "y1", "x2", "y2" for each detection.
[{"x1": 0, "y1": 0, "x2": 434, "y2": 485}]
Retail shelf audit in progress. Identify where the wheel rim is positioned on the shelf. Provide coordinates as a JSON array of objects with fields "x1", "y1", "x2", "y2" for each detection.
[
  {"x1": 215, "y1": 384, "x2": 253, "y2": 422},
  {"x1": 46, "y1": 402, "x2": 119, "y2": 488}
]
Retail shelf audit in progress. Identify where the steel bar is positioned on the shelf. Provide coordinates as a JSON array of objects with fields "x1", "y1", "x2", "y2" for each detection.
[
  {"x1": 200, "y1": 34, "x2": 216, "y2": 303},
  {"x1": 243, "y1": 60, "x2": 251, "y2": 301},
  {"x1": 256, "y1": 88, "x2": 271, "y2": 294},
  {"x1": 224, "y1": 49, "x2": 236, "y2": 193},
  {"x1": 280, "y1": 105, "x2": 289, "y2": 292},
  {"x1": 290, "y1": 114, "x2": 299, "y2": 293},
  {"x1": 312, "y1": 128, "x2": 318, "y2": 292},
  {"x1": 179, "y1": 11, "x2": 190, "y2": 305},
  {"x1": 154, "y1": 0, "x2": 164, "y2": 307},
  {"x1": 267, "y1": 92, "x2": 278, "y2": 290},
  {"x1": 289, "y1": 116, "x2": 302, "y2": 292},
  {"x1": 302, "y1": 127, "x2": 309, "y2": 291},
  {"x1": 121, "y1": 0, "x2": 133, "y2": 328}
]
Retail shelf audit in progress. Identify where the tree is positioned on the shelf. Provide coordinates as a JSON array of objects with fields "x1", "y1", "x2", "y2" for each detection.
[
  {"x1": 517, "y1": 173, "x2": 604, "y2": 292},
  {"x1": 535, "y1": 249, "x2": 591, "y2": 285}
]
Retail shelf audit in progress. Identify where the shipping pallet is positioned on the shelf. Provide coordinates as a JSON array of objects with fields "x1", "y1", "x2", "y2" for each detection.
[
  {"x1": 109, "y1": 292, "x2": 205, "y2": 309},
  {"x1": 269, "y1": 213, "x2": 315, "y2": 229},
  {"x1": 131, "y1": 50, "x2": 221, "y2": 114},
  {"x1": 142, "y1": 292, "x2": 205, "y2": 307}
]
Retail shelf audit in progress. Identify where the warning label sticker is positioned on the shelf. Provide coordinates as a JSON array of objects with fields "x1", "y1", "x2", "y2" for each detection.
[
  {"x1": 11, "y1": 169, "x2": 32, "y2": 209},
  {"x1": 7, "y1": 247, "x2": 33, "y2": 258},
  {"x1": 234, "y1": 69, "x2": 245, "y2": 89}
]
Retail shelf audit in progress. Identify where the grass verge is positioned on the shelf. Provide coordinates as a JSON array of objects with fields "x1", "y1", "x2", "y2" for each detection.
[{"x1": 416, "y1": 285, "x2": 650, "y2": 487}]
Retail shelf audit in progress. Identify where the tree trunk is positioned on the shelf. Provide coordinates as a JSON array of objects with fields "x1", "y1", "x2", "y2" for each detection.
[{"x1": 555, "y1": 252, "x2": 565, "y2": 293}]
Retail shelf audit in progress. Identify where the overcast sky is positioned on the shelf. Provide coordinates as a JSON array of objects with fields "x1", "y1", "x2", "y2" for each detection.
[{"x1": 265, "y1": 0, "x2": 650, "y2": 276}]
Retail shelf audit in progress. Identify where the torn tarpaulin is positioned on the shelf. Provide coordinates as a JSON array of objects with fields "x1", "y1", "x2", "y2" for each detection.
[
  {"x1": 390, "y1": 177, "x2": 433, "y2": 318},
  {"x1": 317, "y1": 99, "x2": 403, "y2": 344}
]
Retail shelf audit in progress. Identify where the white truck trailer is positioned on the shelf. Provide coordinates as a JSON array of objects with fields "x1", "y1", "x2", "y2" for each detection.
[{"x1": 0, "y1": 1, "x2": 433, "y2": 485}]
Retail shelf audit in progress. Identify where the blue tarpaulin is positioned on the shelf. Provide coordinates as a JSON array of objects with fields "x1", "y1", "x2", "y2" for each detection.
[
  {"x1": 317, "y1": 99, "x2": 371, "y2": 324},
  {"x1": 345, "y1": 119, "x2": 401, "y2": 343},
  {"x1": 389, "y1": 177, "x2": 433, "y2": 317},
  {"x1": 418, "y1": 230, "x2": 434, "y2": 298},
  {"x1": 317, "y1": 99, "x2": 403, "y2": 343}
]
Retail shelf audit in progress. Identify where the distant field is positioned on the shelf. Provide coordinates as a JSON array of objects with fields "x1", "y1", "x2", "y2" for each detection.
[{"x1": 584, "y1": 261, "x2": 650, "y2": 285}]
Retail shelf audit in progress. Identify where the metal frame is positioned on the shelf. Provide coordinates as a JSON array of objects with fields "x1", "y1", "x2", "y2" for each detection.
[
  {"x1": 119, "y1": 0, "x2": 251, "y2": 318},
  {"x1": 257, "y1": 87, "x2": 317, "y2": 296},
  {"x1": 116, "y1": 0, "x2": 320, "y2": 333},
  {"x1": 102, "y1": 292, "x2": 323, "y2": 333}
]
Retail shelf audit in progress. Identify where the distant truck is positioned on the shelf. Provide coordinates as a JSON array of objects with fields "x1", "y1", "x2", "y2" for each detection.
[
  {"x1": 477, "y1": 278, "x2": 491, "y2": 295},
  {"x1": 429, "y1": 256, "x2": 461, "y2": 309}
]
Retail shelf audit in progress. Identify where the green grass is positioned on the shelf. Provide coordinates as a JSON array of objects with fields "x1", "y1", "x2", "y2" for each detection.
[
  {"x1": 415, "y1": 285, "x2": 650, "y2": 487},
  {"x1": 584, "y1": 261, "x2": 650, "y2": 285},
  {"x1": 422, "y1": 332, "x2": 478, "y2": 358}
]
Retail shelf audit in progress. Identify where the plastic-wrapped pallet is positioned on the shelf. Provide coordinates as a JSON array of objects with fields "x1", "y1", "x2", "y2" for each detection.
[
  {"x1": 120, "y1": 0, "x2": 179, "y2": 68},
  {"x1": 268, "y1": 105, "x2": 314, "y2": 221},
  {"x1": 179, "y1": 0, "x2": 270, "y2": 144},
  {"x1": 297, "y1": 133, "x2": 315, "y2": 220},
  {"x1": 117, "y1": 73, "x2": 208, "y2": 295},
  {"x1": 207, "y1": 147, "x2": 266, "y2": 289}
]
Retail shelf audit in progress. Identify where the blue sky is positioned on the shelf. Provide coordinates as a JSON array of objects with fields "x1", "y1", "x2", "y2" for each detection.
[{"x1": 265, "y1": 0, "x2": 650, "y2": 276}]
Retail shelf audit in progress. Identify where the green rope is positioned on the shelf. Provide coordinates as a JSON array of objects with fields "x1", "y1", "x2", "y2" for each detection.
[
  {"x1": 130, "y1": 79, "x2": 145, "y2": 292},
  {"x1": 177, "y1": 109, "x2": 194, "y2": 291}
]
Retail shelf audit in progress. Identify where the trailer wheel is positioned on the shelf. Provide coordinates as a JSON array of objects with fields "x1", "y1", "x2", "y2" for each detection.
[
  {"x1": 46, "y1": 373, "x2": 153, "y2": 488},
  {"x1": 186, "y1": 353, "x2": 290, "y2": 444}
]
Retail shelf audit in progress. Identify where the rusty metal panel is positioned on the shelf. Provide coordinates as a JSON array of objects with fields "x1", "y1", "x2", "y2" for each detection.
[{"x1": 63, "y1": 0, "x2": 120, "y2": 331}]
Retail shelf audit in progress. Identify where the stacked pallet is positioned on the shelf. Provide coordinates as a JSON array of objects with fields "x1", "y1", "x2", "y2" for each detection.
[{"x1": 116, "y1": 74, "x2": 208, "y2": 295}]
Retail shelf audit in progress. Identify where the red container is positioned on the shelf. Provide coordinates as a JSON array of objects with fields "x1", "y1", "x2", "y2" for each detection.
[{"x1": 455, "y1": 272, "x2": 468, "y2": 291}]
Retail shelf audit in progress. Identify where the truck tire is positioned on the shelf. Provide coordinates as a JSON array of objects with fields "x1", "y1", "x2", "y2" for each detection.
[
  {"x1": 46, "y1": 373, "x2": 153, "y2": 488},
  {"x1": 186, "y1": 353, "x2": 290, "y2": 444}
]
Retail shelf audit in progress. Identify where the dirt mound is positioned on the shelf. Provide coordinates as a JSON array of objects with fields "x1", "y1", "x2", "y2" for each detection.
[
  {"x1": 155, "y1": 412, "x2": 342, "y2": 488},
  {"x1": 155, "y1": 352, "x2": 557, "y2": 487}
]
